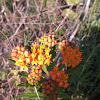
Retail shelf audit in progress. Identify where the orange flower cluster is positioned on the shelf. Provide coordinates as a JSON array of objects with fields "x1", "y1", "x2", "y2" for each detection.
[
  {"x1": 49, "y1": 66, "x2": 69, "y2": 88},
  {"x1": 61, "y1": 46, "x2": 82, "y2": 68},
  {"x1": 42, "y1": 80, "x2": 59, "y2": 99},
  {"x1": 39, "y1": 34, "x2": 57, "y2": 47},
  {"x1": 31, "y1": 43, "x2": 52, "y2": 67},
  {"x1": 58, "y1": 40, "x2": 69, "y2": 50},
  {"x1": 11, "y1": 46, "x2": 32, "y2": 71},
  {"x1": 27, "y1": 66, "x2": 42, "y2": 86}
]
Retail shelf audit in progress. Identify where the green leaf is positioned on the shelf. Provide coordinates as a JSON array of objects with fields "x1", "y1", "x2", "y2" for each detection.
[
  {"x1": 26, "y1": 64, "x2": 32, "y2": 69},
  {"x1": 50, "y1": 45, "x2": 56, "y2": 61},
  {"x1": 7, "y1": 59, "x2": 15, "y2": 63},
  {"x1": 17, "y1": 83, "x2": 27, "y2": 87},
  {"x1": 17, "y1": 82, "x2": 35, "y2": 89},
  {"x1": 59, "y1": 91, "x2": 70, "y2": 99},
  {"x1": 58, "y1": 64, "x2": 65, "y2": 71},
  {"x1": 24, "y1": 33, "x2": 29, "y2": 46},
  {"x1": 24, "y1": 33, "x2": 31, "y2": 51},
  {"x1": 65, "y1": 65, "x2": 80, "y2": 75},
  {"x1": 42, "y1": 65, "x2": 49, "y2": 75},
  {"x1": 62, "y1": 9, "x2": 78, "y2": 20},
  {"x1": 43, "y1": 0, "x2": 47, "y2": 7},
  {"x1": 1, "y1": 72, "x2": 5, "y2": 80},
  {"x1": 37, "y1": 37, "x2": 41, "y2": 43},
  {"x1": 80, "y1": 71, "x2": 92, "y2": 83},
  {"x1": 18, "y1": 72, "x2": 29, "y2": 78},
  {"x1": 14, "y1": 92, "x2": 43, "y2": 99},
  {"x1": 65, "y1": 0, "x2": 81, "y2": 5},
  {"x1": 48, "y1": 0, "x2": 54, "y2": 7}
]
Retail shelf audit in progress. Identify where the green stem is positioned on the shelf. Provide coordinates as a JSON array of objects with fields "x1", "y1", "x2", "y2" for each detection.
[
  {"x1": 76, "y1": 50, "x2": 94, "y2": 91},
  {"x1": 86, "y1": 72, "x2": 100, "y2": 96}
]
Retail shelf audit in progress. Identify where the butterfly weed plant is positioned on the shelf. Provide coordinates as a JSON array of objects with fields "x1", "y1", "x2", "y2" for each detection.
[
  {"x1": 9, "y1": 34, "x2": 83, "y2": 100},
  {"x1": 1, "y1": 0, "x2": 100, "y2": 100}
]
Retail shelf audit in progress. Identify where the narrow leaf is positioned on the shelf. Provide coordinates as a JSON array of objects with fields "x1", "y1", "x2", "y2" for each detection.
[
  {"x1": 80, "y1": 71, "x2": 92, "y2": 82},
  {"x1": 66, "y1": 0, "x2": 81, "y2": 5},
  {"x1": 24, "y1": 33, "x2": 29, "y2": 46},
  {"x1": 37, "y1": 37, "x2": 41, "y2": 43},
  {"x1": 7, "y1": 59, "x2": 15, "y2": 63},
  {"x1": 17, "y1": 82, "x2": 35, "y2": 89},
  {"x1": 59, "y1": 91, "x2": 70, "y2": 99},
  {"x1": 17, "y1": 83, "x2": 27, "y2": 88},
  {"x1": 14, "y1": 93, "x2": 43, "y2": 99},
  {"x1": 43, "y1": 0, "x2": 47, "y2": 7},
  {"x1": 18, "y1": 72, "x2": 29, "y2": 78},
  {"x1": 42, "y1": 66, "x2": 49, "y2": 76}
]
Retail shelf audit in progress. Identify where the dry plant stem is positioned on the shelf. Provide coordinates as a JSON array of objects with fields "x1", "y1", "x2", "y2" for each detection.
[
  {"x1": 68, "y1": 0, "x2": 90, "y2": 42},
  {"x1": 15, "y1": 87, "x2": 20, "y2": 100},
  {"x1": 10, "y1": 17, "x2": 25, "y2": 41},
  {"x1": 54, "y1": 13, "x2": 68, "y2": 33},
  {"x1": 0, "y1": 31, "x2": 12, "y2": 50},
  {"x1": 83, "y1": 0, "x2": 91, "y2": 21},
  {"x1": 54, "y1": 5, "x2": 73, "y2": 33},
  {"x1": 7, "y1": 72, "x2": 15, "y2": 99},
  {"x1": 9, "y1": 3, "x2": 26, "y2": 41},
  {"x1": 34, "y1": 0, "x2": 39, "y2": 12},
  {"x1": 69, "y1": 23, "x2": 80, "y2": 42},
  {"x1": 1, "y1": 5, "x2": 69, "y2": 19},
  {"x1": 1, "y1": 72, "x2": 22, "y2": 100},
  {"x1": 26, "y1": 0, "x2": 29, "y2": 14},
  {"x1": 0, "y1": 93, "x2": 6, "y2": 100},
  {"x1": 57, "y1": 22, "x2": 71, "y2": 41},
  {"x1": 34, "y1": 86, "x2": 40, "y2": 100}
]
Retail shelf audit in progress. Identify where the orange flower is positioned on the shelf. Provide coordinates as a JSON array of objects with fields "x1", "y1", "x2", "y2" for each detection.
[
  {"x1": 27, "y1": 65, "x2": 42, "y2": 86},
  {"x1": 54, "y1": 66, "x2": 58, "y2": 74},
  {"x1": 61, "y1": 46, "x2": 82, "y2": 68},
  {"x1": 15, "y1": 54, "x2": 28, "y2": 71},
  {"x1": 49, "y1": 66, "x2": 69, "y2": 88},
  {"x1": 31, "y1": 43, "x2": 52, "y2": 67},
  {"x1": 58, "y1": 40, "x2": 69, "y2": 50},
  {"x1": 11, "y1": 46, "x2": 32, "y2": 71},
  {"x1": 39, "y1": 34, "x2": 57, "y2": 48}
]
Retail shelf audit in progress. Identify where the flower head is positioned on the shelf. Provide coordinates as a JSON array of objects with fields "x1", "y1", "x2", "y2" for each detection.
[
  {"x1": 49, "y1": 66, "x2": 69, "y2": 88},
  {"x1": 11, "y1": 46, "x2": 32, "y2": 71},
  {"x1": 31, "y1": 43, "x2": 52, "y2": 67},
  {"x1": 39, "y1": 34, "x2": 57, "y2": 48},
  {"x1": 61, "y1": 46, "x2": 82, "y2": 68}
]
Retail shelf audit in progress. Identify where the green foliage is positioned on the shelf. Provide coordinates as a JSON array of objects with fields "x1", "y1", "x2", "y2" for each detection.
[
  {"x1": 59, "y1": 90, "x2": 71, "y2": 99},
  {"x1": 47, "y1": 0, "x2": 54, "y2": 7},
  {"x1": 17, "y1": 82, "x2": 37, "y2": 89},
  {"x1": 24, "y1": 33, "x2": 29, "y2": 46},
  {"x1": 50, "y1": 45, "x2": 57, "y2": 61},
  {"x1": 14, "y1": 92, "x2": 43, "y2": 99},
  {"x1": 24, "y1": 33, "x2": 31, "y2": 51},
  {"x1": 18, "y1": 72, "x2": 29, "y2": 78},
  {"x1": 7, "y1": 59, "x2": 15, "y2": 64},
  {"x1": 58, "y1": 64, "x2": 65, "y2": 71},
  {"x1": 56, "y1": 27, "x2": 65, "y2": 39},
  {"x1": 1, "y1": 72, "x2": 5, "y2": 80},
  {"x1": 65, "y1": 0, "x2": 81, "y2": 5},
  {"x1": 42, "y1": 65, "x2": 49, "y2": 75},
  {"x1": 43, "y1": 0, "x2": 47, "y2": 7},
  {"x1": 62, "y1": 9, "x2": 78, "y2": 20},
  {"x1": 65, "y1": 65, "x2": 80, "y2": 75}
]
